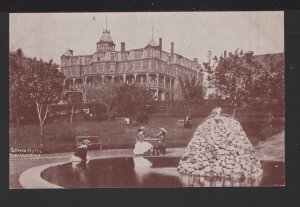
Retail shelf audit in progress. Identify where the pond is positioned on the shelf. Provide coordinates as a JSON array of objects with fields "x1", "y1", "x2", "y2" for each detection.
[{"x1": 41, "y1": 157, "x2": 284, "y2": 188}]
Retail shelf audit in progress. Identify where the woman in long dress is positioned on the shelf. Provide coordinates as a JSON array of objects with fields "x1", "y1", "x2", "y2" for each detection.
[
  {"x1": 70, "y1": 139, "x2": 91, "y2": 162},
  {"x1": 153, "y1": 128, "x2": 167, "y2": 155},
  {"x1": 133, "y1": 126, "x2": 153, "y2": 156}
]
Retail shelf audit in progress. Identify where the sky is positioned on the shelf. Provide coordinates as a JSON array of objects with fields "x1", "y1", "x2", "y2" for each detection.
[{"x1": 10, "y1": 12, "x2": 284, "y2": 65}]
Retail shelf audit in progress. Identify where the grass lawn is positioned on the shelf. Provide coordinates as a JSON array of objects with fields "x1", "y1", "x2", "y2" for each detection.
[{"x1": 9, "y1": 115, "x2": 285, "y2": 153}]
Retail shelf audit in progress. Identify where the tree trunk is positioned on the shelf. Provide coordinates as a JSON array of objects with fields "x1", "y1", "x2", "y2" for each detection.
[
  {"x1": 107, "y1": 109, "x2": 111, "y2": 121},
  {"x1": 40, "y1": 123, "x2": 44, "y2": 148},
  {"x1": 188, "y1": 105, "x2": 191, "y2": 117},
  {"x1": 70, "y1": 105, "x2": 74, "y2": 123},
  {"x1": 268, "y1": 110, "x2": 274, "y2": 127},
  {"x1": 232, "y1": 107, "x2": 236, "y2": 119},
  {"x1": 36, "y1": 100, "x2": 49, "y2": 149},
  {"x1": 16, "y1": 116, "x2": 20, "y2": 127}
]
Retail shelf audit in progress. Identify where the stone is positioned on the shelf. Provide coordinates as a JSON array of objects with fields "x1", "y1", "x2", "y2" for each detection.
[
  {"x1": 202, "y1": 160, "x2": 210, "y2": 167},
  {"x1": 223, "y1": 168, "x2": 231, "y2": 175},
  {"x1": 226, "y1": 164, "x2": 233, "y2": 169},
  {"x1": 240, "y1": 159, "x2": 246, "y2": 166},
  {"x1": 177, "y1": 112, "x2": 263, "y2": 178},
  {"x1": 212, "y1": 166, "x2": 223, "y2": 174},
  {"x1": 203, "y1": 166, "x2": 212, "y2": 172}
]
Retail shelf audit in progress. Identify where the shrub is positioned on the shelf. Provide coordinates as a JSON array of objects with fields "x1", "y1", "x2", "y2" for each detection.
[
  {"x1": 135, "y1": 112, "x2": 149, "y2": 124},
  {"x1": 95, "y1": 104, "x2": 108, "y2": 121}
]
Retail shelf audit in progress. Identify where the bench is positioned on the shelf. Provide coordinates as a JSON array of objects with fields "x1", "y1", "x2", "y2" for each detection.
[
  {"x1": 76, "y1": 136, "x2": 102, "y2": 150},
  {"x1": 177, "y1": 119, "x2": 185, "y2": 128}
]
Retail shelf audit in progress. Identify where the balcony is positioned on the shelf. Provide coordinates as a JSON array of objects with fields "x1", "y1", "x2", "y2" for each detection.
[{"x1": 148, "y1": 82, "x2": 157, "y2": 88}]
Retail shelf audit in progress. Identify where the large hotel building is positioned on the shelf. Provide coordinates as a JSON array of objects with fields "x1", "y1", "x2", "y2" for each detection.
[{"x1": 61, "y1": 28, "x2": 203, "y2": 101}]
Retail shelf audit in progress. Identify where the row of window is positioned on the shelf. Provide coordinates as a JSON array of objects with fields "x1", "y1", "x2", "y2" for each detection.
[
  {"x1": 62, "y1": 62, "x2": 197, "y2": 77},
  {"x1": 62, "y1": 52, "x2": 200, "y2": 72}
]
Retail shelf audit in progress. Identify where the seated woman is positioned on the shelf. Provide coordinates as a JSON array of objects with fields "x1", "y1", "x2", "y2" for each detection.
[
  {"x1": 153, "y1": 128, "x2": 167, "y2": 156},
  {"x1": 184, "y1": 115, "x2": 192, "y2": 128},
  {"x1": 70, "y1": 139, "x2": 91, "y2": 162},
  {"x1": 133, "y1": 126, "x2": 153, "y2": 156}
]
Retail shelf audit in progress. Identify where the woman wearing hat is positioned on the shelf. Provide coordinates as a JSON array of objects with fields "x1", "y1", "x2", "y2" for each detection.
[
  {"x1": 133, "y1": 126, "x2": 153, "y2": 156},
  {"x1": 153, "y1": 128, "x2": 167, "y2": 156},
  {"x1": 70, "y1": 139, "x2": 91, "y2": 162}
]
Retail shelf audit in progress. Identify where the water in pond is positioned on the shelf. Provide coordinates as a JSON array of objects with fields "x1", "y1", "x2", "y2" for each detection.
[{"x1": 41, "y1": 157, "x2": 284, "y2": 188}]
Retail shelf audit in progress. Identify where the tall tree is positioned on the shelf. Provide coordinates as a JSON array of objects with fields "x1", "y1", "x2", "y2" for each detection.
[
  {"x1": 9, "y1": 49, "x2": 35, "y2": 125},
  {"x1": 86, "y1": 82, "x2": 155, "y2": 120},
  {"x1": 178, "y1": 75, "x2": 203, "y2": 115},
  {"x1": 118, "y1": 83, "x2": 154, "y2": 118},
  {"x1": 214, "y1": 50, "x2": 254, "y2": 110},
  {"x1": 63, "y1": 91, "x2": 84, "y2": 123},
  {"x1": 10, "y1": 49, "x2": 64, "y2": 147},
  {"x1": 214, "y1": 49, "x2": 284, "y2": 121},
  {"x1": 28, "y1": 58, "x2": 64, "y2": 147},
  {"x1": 86, "y1": 82, "x2": 122, "y2": 121}
]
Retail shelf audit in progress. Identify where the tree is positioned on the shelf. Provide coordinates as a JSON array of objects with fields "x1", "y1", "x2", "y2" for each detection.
[
  {"x1": 117, "y1": 83, "x2": 154, "y2": 118},
  {"x1": 178, "y1": 75, "x2": 204, "y2": 115},
  {"x1": 9, "y1": 49, "x2": 35, "y2": 125},
  {"x1": 214, "y1": 50, "x2": 254, "y2": 110},
  {"x1": 10, "y1": 49, "x2": 64, "y2": 147},
  {"x1": 248, "y1": 53, "x2": 284, "y2": 125},
  {"x1": 214, "y1": 49, "x2": 284, "y2": 121},
  {"x1": 86, "y1": 81, "x2": 155, "y2": 121},
  {"x1": 28, "y1": 58, "x2": 64, "y2": 147},
  {"x1": 86, "y1": 82, "x2": 122, "y2": 121},
  {"x1": 63, "y1": 91, "x2": 84, "y2": 123}
]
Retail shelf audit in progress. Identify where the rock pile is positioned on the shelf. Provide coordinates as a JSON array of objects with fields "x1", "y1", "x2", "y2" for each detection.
[{"x1": 177, "y1": 114, "x2": 263, "y2": 178}]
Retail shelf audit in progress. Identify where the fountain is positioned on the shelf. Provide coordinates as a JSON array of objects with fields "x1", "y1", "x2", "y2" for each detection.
[{"x1": 177, "y1": 108, "x2": 263, "y2": 178}]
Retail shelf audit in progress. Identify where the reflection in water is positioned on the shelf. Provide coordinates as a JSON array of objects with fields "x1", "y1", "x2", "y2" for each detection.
[
  {"x1": 71, "y1": 161, "x2": 88, "y2": 184},
  {"x1": 41, "y1": 157, "x2": 284, "y2": 188},
  {"x1": 178, "y1": 173, "x2": 263, "y2": 187},
  {"x1": 133, "y1": 156, "x2": 153, "y2": 184},
  {"x1": 133, "y1": 157, "x2": 263, "y2": 187}
]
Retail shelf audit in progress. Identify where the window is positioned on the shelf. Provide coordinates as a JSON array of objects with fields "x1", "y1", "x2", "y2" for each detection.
[
  {"x1": 101, "y1": 64, "x2": 105, "y2": 72},
  {"x1": 119, "y1": 63, "x2": 124, "y2": 72},
  {"x1": 121, "y1": 53, "x2": 127, "y2": 61},
  {"x1": 143, "y1": 60, "x2": 148, "y2": 70},
  {"x1": 110, "y1": 64, "x2": 115, "y2": 73},
  {"x1": 128, "y1": 62, "x2": 133, "y2": 71},
  {"x1": 97, "y1": 57, "x2": 100, "y2": 61},
  {"x1": 134, "y1": 50, "x2": 142, "y2": 59},
  {"x1": 70, "y1": 68, "x2": 75, "y2": 76},
  {"x1": 151, "y1": 61, "x2": 156, "y2": 69},
  {"x1": 72, "y1": 58, "x2": 77, "y2": 65},
  {"x1": 135, "y1": 62, "x2": 141, "y2": 70},
  {"x1": 84, "y1": 57, "x2": 90, "y2": 65},
  {"x1": 65, "y1": 68, "x2": 70, "y2": 76},
  {"x1": 110, "y1": 53, "x2": 115, "y2": 61},
  {"x1": 92, "y1": 67, "x2": 96, "y2": 74},
  {"x1": 97, "y1": 65, "x2": 101, "y2": 73},
  {"x1": 147, "y1": 49, "x2": 152, "y2": 58}
]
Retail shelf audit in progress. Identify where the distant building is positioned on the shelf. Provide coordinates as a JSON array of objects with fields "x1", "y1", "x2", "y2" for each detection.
[{"x1": 60, "y1": 27, "x2": 203, "y2": 101}]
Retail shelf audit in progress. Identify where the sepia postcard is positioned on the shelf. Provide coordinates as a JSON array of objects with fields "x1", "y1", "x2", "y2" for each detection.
[{"x1": 9, "y1": 12, "x2": 284, "y2": 189}]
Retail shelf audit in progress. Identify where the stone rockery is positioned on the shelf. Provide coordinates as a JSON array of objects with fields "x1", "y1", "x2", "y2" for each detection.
[{"x1": 177, "y1": 108, "x2": 263, "y2": 178}]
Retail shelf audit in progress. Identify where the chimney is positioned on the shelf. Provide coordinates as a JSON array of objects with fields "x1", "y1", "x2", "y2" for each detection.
[
  {"x1": 224, "y1": 50, "x2": 227, "y2": 58},
  {"x1": 170, "y1": 42, "x2": 174, "y2": 63},
  {"x1": 159, "y1": 38, "x2": 162, "y2": 50},
  {"x1": 121, "y1": 42, "x2": 125, "y2": 52},
  {"x1": 193, "y1": 58, "x2": 198, "y2": 63},
  {"x1": 159, "y1": 38, "x2": 162, "y2": 58}
]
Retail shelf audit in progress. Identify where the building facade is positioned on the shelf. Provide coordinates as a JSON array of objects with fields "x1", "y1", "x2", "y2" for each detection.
[{"x1": 60, "y1": 28, "x2": 203, "y2": 101}]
